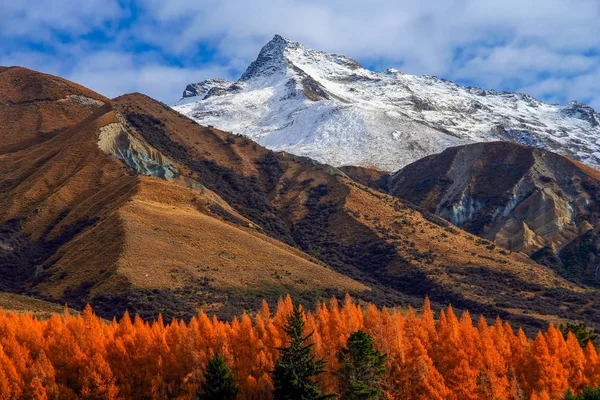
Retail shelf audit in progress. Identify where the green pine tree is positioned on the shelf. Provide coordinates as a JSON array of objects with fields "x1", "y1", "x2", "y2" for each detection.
[
  {"x1": 337, "y1": 330, "x2": 388, "y2": 400},
  {"x1": 272, "y1": 302, "x2": 334, "y2": 400},
  {"x1": 559, "y1": 322, "x2": 599, "y2": 348},
  {"x1": 563, "y1": 386, "x2": 600, "y2": 399},
  {"x1": 198, "y1": 352, "x2": 239, "y2": 400}
]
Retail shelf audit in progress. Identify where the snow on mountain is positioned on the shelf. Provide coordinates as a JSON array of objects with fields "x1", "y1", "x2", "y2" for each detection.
[
  {"x1": 179, "y1": 78, "x2": 234, "y2": 103},
  {"x1": 173, "y1": 35, "x2": 600, "y2": 172}
]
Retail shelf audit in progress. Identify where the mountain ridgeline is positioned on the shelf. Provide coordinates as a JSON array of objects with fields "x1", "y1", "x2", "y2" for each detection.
[
  {"x1": 1, "y1": 66, "x2": 600, "y2": 335},
  {"x1": 175, "y1": 35, "x2": 600, "y2": 172}
]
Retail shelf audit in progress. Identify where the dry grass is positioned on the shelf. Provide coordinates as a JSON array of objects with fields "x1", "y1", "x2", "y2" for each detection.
[
  {"x1": 115, "y1": 178, "x2": 366, "y2": 294},
  {"x1": 340, "y1": 180, "x2": 599, "y2": 326},
  {"x1": 0, "y1": 292, "x2": 73, "y2": 318},
  {"x1": 0, "y1": 67, "x2": 108, "y2": 154}
]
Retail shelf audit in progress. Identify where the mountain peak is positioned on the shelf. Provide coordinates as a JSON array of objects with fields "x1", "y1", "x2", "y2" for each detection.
[
  {"x1": 262, "y1": 34, "x2": 303, "y2": 53},
  {"x1": 0, "y1": 66, "x2": 107, "y2": 104},
  {"x1": 239, "y1": 34, "x2": 301, "y2": 81},
  {"x1": 175, "y1": 39, "x2": 600, "y2": 172},
  {"x1": 271, "y1": 33, "x2": 293, "y2": 44},
  {"x1": 0, "y1": 66, "x2": 108, "y2": 153}
]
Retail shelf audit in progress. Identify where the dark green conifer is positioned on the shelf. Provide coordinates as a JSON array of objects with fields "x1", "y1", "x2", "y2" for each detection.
[
  {"x1": 337, "y1": 330, "x2": 387, "y2": 400},
  {"x1": 198, "y1": 352, "x2": 239, "y2": 400},
  {"x1": 564, "y1": 388, "x2": 578, "y2": 400},
  {"x1": 272, "y1": 302, "x2": 334, "y2": 400},
  {"x1": 559, "y1": 322, "x2": 599, "y2": 348},
  {"x1": 563, "y1": 386, "x2": 600, "y2": 399}
]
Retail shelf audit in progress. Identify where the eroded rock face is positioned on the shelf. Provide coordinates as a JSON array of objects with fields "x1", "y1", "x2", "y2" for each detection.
[
  {"x1": 390, "y1": 142, "x2": 600, "y2": 256},
  {"x1": 98, "y1": 122, "x2": 178, "y2": 179},
  {"x1": 58, "y1": 94, "x2": 105, "y2": 107},
  {"x1": 491, "y1": 188, "x2": 579, "y2": 253}
]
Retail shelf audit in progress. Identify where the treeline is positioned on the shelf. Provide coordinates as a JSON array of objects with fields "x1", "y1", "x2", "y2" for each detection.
[{"x1": 0, "y1": 295, "x2": 599, "y2": 399}]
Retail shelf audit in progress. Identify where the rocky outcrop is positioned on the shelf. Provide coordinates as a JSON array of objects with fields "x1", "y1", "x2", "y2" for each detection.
[
  {"x1": 181, "y1": 78, "x2": 233, "y2": 99},
  {"x1": 389, "y1": 142, "x2": 600, "y2": 261},
  {"x1": 98, "y1": 121, "x2": 178, "y2": 179}
]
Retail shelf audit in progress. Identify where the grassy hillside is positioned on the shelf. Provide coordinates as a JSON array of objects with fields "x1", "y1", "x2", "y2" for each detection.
[
  {"x1": 1, "y1": 69, "x2": 599, "y2": 333},
  {"x1": 0, "y1": 291, "x2": 73, "y2": 318}
]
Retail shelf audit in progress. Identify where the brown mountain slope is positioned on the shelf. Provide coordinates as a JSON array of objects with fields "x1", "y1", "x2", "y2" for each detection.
[
  {"x1": 2, "y1": 70, "x2": 600, "y2": 332},
  {"x1": 338, "y1": 165, "x2": 388, "y2": 190},
  {"x1": 0, "y1": 66, "x2": 108, "y2": 154},
  {"x1": 108, "y1": 94, "x2": 600, "y2": 331},
  {"x1": 0, "y1": 79, "x2": 365, "y2": 320},
  {"x1": 389, "y1": 141, "x2": 600, "y2": 284}
]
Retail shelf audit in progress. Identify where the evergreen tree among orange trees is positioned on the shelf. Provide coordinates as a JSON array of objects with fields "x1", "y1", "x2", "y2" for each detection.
[
  {"x1": 560, "y1": 322, "x2": 600, "y2": 349},
  {"x1": 337, "y1": 330, "x2": 387, "y2": 399},
  {"x1": 564, "y1": 385, "x2": 600, "y2": 399},
  {"x1": 198, "y1": 352, "x2": 239, "y2": 400},
  {"x1": 272, "y1": 302, "x2": 334, "y2": 400},
  {"x1": 3, "y1": 295, "x2": 600, "y2": 399}
]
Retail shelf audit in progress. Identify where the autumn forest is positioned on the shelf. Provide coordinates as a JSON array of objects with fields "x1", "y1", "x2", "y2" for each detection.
[{"x1": 0, "y1": 295, "x2": 599, "y2": 400}]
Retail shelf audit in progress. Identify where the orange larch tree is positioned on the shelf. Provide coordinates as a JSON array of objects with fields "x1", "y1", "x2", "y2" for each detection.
[{"x1": 0, "y1": 295, "x2": 598, "y2": 400}]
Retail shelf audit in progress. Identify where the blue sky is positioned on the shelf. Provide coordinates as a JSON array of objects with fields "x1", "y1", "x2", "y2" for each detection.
[{"x1": 2, "y1": 0, "x2": 600, "y2": 109}]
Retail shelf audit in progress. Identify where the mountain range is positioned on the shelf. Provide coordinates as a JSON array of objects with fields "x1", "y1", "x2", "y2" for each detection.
[
  {"x1": 2, "y1": 55, "x2": 600, "y2": 335},
  {"x1": 174, "y1": 35, "x2": 600, "y2": 172}
]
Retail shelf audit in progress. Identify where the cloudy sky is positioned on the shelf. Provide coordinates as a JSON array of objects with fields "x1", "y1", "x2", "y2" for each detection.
[{"x1": 2, "y1": 0, "x2": 599, "y2": 108}]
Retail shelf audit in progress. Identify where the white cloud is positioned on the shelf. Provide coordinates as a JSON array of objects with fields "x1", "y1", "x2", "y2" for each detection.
[
  {"x1": 66, "y1": 51, "x2": 235, "y2": 101},
  {"x1": 2, "y1": 0, "x2": 600, "y2": 106},
  {"x1": 454, "y1": 45, "x2": 597, "y2": 89},
  {"x1": 0, "y1": 0, "x2": 124, "y2": 39},
  {"x1": 0, "y1": 47, "x2": 235, "y2": 101},
  {"x1": 522, "y1": 71, "x2": 600, "y2": 110},
  {"x1": 133, "y1": 0, "x2": 600, "y2": 104}
]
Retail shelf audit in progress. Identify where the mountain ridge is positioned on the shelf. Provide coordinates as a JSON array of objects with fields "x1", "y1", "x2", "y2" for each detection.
[
  {"x1": 3, "y1": 67, "x2": 600, "y2": 334},
  {"x1": 0, "y1": 72, "x2": 366, "y2": 320},
  {"x1": 386, "y1": 140, "x2": 600, "y2": 285},
  {"x1": 174, "y1": 35, "x2": 600, "y2": 171},
  {"x1": 0, "y1": 66, "x2": 108, "y2": 154}
]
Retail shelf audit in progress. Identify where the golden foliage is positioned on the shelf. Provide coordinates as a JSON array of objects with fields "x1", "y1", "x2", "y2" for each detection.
[{"x1": 0, "y1": 296, "x2": 595, "y2": 399}]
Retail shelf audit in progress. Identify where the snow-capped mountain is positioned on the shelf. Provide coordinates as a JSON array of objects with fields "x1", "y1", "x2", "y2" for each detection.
[{"x1": 173, "y1": 34, "x2": 600, "y2": 171}]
